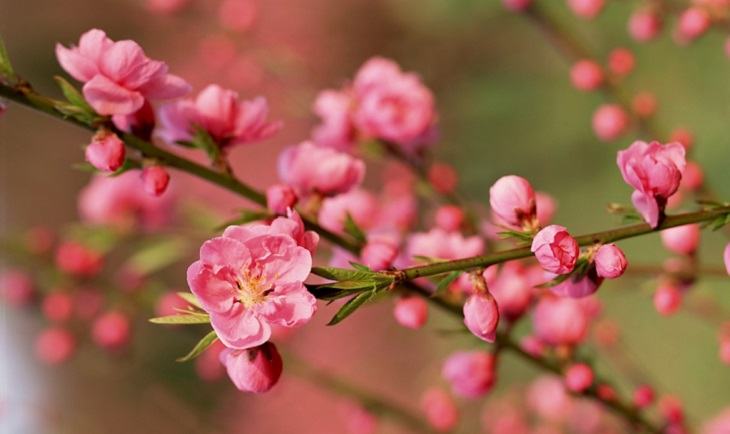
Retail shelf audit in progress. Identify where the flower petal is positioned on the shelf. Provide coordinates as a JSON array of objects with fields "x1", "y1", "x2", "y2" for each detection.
[
  {"x1": 186, "y1": 261, "x2": 236, "y2": 313},
  {"x1": 211, "y1": 306, "x2": 271, "y2": 350},
  {"x1": 83, "y1": 74, "x2": 144, "y2": 115}
]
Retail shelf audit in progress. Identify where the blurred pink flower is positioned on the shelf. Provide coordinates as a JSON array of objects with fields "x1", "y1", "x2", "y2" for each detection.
[
  {"x1": 360, "y1": 237, "x2": 398, "y2": 271},
  {"x1": 592, "y1": 104, "x2": 629, "y2": 142},
  {"x1": 312, "y1": 89, "x2": 357, "y2": 151},
  {"x1": 42, "y1": 292, "x2": 73, "y2": 322},
  {"x1": 56, "y1": 29, "x2": 190, "y2": 115},
  {"x1": 567, "y1": 0, "x2": 605, "y2": 19},
  {"x1": 407, "y1": 228, "x2": 484, "y2": 262},
  {"x1": 702, "y1": 407, "x2": 730, "y2": 434},
  {"x1": 278, "y1": 141, "x2": 365, "y2": 197},
  {"x1": 563, "y1": 363, "x2": 593, "y2": 392},
  {"x1": 220, "y1": 342, "x2": 283, "y2": 393},
  {"x1": 532, "y1": 296, "x2": 588, "y2": 346},
  {"x1": 654, "y1": 282, "x2": 682, "y2": 315},
  {"x1": 318, "y1": 189, "x2": 377, "y2": 234},
  {"x1": 55, "y1": 241, "x2": 103, "y2": 277},
  {"x1": 490, "y1": 262, "x2": 533, "y2": 320},
  {"x1": 629, "y1": 9, "x2": 663, "y2": 42},
  {"x1": 92, "y1": 310, "x2": 132, "y2": 351},
  {"x1": 195, "y1": 340, "x2": 226, "y2": 382},
  {"x1": 661, "y1": 224, "x2": 700, "y2": 255},
  {"x1": 421, "y1": 388, "x2": 459, "y2": 432},
  {"x1": 393, "y1": 295, "x2": 428, "y2": 329},
  {"x1": 35, "y1": 327, "x2": 76, "y2": 365},
  {"x1": 442, "y1": 351, "x2": 496, "y2": 398},
  {"x1": 434, "y1": 205, "x2": 464, "y2": 232},
  {"x1": 155, "y1": 291, "x2": 190, "y2": 317},
  {"x1": 266, "y1": 184, "x2": 298, "y2": 215},
  {"x1": 0, "y1": 270, "x2": 35, "y2": 307},
  {"x1": 570, "y1": 60, "x2": 604, "y2": 91},
  {"x1": 725, "y1": 243, "x2": 730, "y2": 275}
]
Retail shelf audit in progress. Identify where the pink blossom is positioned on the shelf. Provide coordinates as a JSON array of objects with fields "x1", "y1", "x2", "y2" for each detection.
[
  {"x1": 155, "y1": 291, "x2": 190, "y2": 317},
  {"x1": 594, "y1": 243, "x2": 628, "y2": 278},
  {"x1": 85, "y1": 131, "x2": 125, "y2": 172},
  {"x1": 702, "y1": 408, "x2": 730, "y2": 434},
  {"x1": 608, "y1": 47, "x2": 635, "y2": 77},
  {"x1": 318, "y1": 189, "x2": 377, "y2": 234},
  {"x1": 35, "y1": 327, "x2": 76, "y2": 365},
  {"x1": 278, "y1": 141, "x2": 365, "y2": 197},
  {"x1": 593, "y1": 104, "x2": 630, "y2": 142},
  {"x1": 463, "y1": 293, "x2": 500, "y2": 343},
  {"x1": 442, "y1": 351, "x2": 496, "y2": 398},
  {"x1": 533, "y1": 296, "x2": 588, "y2": 346},
  {"x1": 489, "y1": 175, "x2": 537, "y2": 229},
  {"x1": 550, "y1": 271, "x2": 603, "y2": 298},
  {"x1": 42, "y1": 292, "x2": 73, "y2": 322},
  {"x1": 112, "y1": 101, "x2": 156, "y2": 140},
  {"x1": 360, "y1": 238, "x2": 398, "y2": 271},
  {"x1": 421, "y1": 388, "x2": 459, "y2": 432},
  {"x1": 158, "y1": 84, "x2": 280, "y2": 148},
  {"x1": 393, "y1": 295, "x2": 428, "y2": 329},
  {"x1": 617, "y1": 140, "x2": 686, "y2": 227},
  {"x1": 352, "y1": 57, "x2": 436, "y2": 151},
  {"x1": 567, "y1": 0, "x2": 605, "y2": 19},
  {"x1": 633, "y1": 385, "x2": 655, "y2": 408},
  {"x1": 527, "y1": 376, "x2": 572, "y2": 422},
  {"x1": 570, "y1": 60, "x2": 604, "y2": 91},
  {"x1": 56, "y1": 29, "x2": 190, "y2": 115},
  {"x1": 141, "y1": 165, "x2": 170, "y2": 197},
  {"x1": 55, "y1": 241, "x2": 103, "y2": 277},
  {"x1": 312, "y1": 89, "x2": 356, "y2": 151},
  {"x1": 428, "y1": 162, "x2": 458, "y2": 194},
  {"x1": 407, "y1": 228, "x2": 484, "y2": 262},
  {"x1": 676, "y1": 8, "x2": 711, "y2": 43},
  {"x1": 661, "y1": 224, "x2": 700, "y2": 255},
  {"x1": 187, "y1": 224, "x2": 315, "y2": 350},
  {"x1": 218, "y1": 0, "x2": 257, "y2": 32},
  {"x1": 265, "y1": 184, "x2": 297, "y2": 215},
  {"x1": 564, "y1": 363, "x2": 593, "y2": 392},
  {"x1": 654, "y1": 283, "x2": 682, "y2": 315},
  {"x1": 92, "y1": 311, "x2": 131, "y2": 350},
  {"x1": 629, "y1": 9, "x2": 662, "y2": 41},
  {"x1": 0, "y1": 270, "x2": 35, "y2": 307},
  {"x1": 219, "y1": 342, "x2": 282, "y2": 393},
  {"x1": 434, "y1": 205, "x2": 464, "y2": 232},
  {"x1": 531, "y1": 225, "x2": 579, "y2": 275},
  {"x1": 503, "y1": 0, "x2": 532, "y2": 11},
  {"x1": 725, "y1": 243, "x2": 730, "y2": 275},
  {"x1": 79, "y1": 171, "x2": 174, "y2": 231},
  {"x1": 490, "y1": 262, "x2": 533, "y2": 320}
]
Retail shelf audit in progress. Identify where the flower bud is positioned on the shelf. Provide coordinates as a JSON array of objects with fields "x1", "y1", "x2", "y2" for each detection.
[
  {"x1": 220, "y1": 342, "x2": 283, "y2": 393},
  {"x1": 463, "y1": 293, "x2": 500, "y2": 343},
  {"x1": 0, "y1": 269, "x2": 35, "y2": 307},
  {"x1": 421, "y1": 388, "x2": 459, "y2": 432},
  {"x1": 567, "y1": 0, "x2": 605, "y2": 19},
  {"x1": 55, "y1": 241, "x2": 103, "y2": 277},
  {"x1": 489, "y1": 175, "x2": 536, "y2": 228},
  {"x1": 531, "y1": 225, "x2": 579, "y2": 275},
  {"x1": 393, "y1": 295, "x2": 428, "y2": 330},
  {"x1": 361, "y1": 238, "x2": 398, "y2": 271},
  {"x1": 654, "y1": 283, "x2": 682, "y2": 316},
  {"x1": 570, "y1": 60, "x2": 604, "y2": 91},
  {"x1": 42, "y1": 292, "x2": 73, "y2": 322},
  {"x1": 86, "y1": 131, "x2": 125, "y2": 172},
  {"x1": 660, "y1": 395, "x2": 685, "y2": 424},
  {"x1": 592, "y1": 104, "x2": 629, "y2": 142},
  {"x1": 266, "y1": 183, "x2": 297, "y2": 215},
  {"x1": 435, "y1": 205, "x2": 464, "y2": 232},
  {"x1": 564, "y1": 363, "x2": 593, "y2": 392},
  {"x1": 608, "y1": 47, "x2": 635, "y2": 77},
  {"x1": 632, "y1": 91, "x2": 657, "y2": 119},
  {"x1": 35, "y1": 327, "x2": 76, "y2": 365},
  {"x1": 633, "y1": 385, "x2": 655, "y2": 408},
  {"x1": 428, "y1": 162, "x2": 458, "y2": 195},
  {"x1": 661, "y1": 224, "x2": 700, "y2": 255},
  {"x1": 141, "y1": 165, "x2": 170, "y2": 196},
  {"x1": 92, "y1": 310, "x2": 131, "y2": 350},
  {"x1": 442, "y1": 351, "x2": 496, "y2": 398},
  {"x1": 594, "y1": 244, "x2": 628, "y2": 278},
  {"x1": 676, "y1": 8, "x2": 710, "y2": 43},
  {"x1": 628, "y1": 9, "x2": 662, "y2": 41}
]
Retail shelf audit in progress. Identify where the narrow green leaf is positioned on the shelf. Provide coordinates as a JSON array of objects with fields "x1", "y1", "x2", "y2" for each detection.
[
  {"x1": 176, "y1": 330, "x2": 218, "y2": 362},
  {"x1": 0, "y1": 36, "x2": 17, "y2": 82},
  {"x1": 54, "y1": 76, "x2": 94, "y2": 112},
  {"x1": 343, "y1": 213, "x2": 366, "y2": 244},
  {"x1": 192, "y1": 127, "x2": 221, "y2": 162},
  {"x1": 176, "y1": 292, "x2": 203, "y2": 309},
  {"x1": 327, "y1": 290, "x2": 375, "y2": 325},
  {"x1": 149, "y1": 313, "x2": 211, "y2": 325},
  {"x1": 434, "y1": 271, "x2": 460, "y2": 296},
  {"x1": 498, "y1": 230, "x2": 534, "y2": 242},
  {"x1": 311, "y1": 266, "x2": 386, "y2": 282},
  {"x1": 349, "y1": 262, "x2": 372, "y2": 272}
]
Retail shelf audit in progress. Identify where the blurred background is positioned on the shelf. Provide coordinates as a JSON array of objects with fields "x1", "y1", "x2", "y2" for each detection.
[{"x1": 1, "y1": 0, "x2": 729, "y2": 433}]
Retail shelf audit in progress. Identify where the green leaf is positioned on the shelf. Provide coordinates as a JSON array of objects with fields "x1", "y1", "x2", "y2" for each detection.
[
  {"x1": 54, "y1": 76, "x2": 94, "y2": 113},
  {"x1": 327, "y1": 290, "x2": 376, "y2": 325},
  {"x1": 214, "y1": 210, "x2": 271, "y2": 231},
  {"x1": 349, "y1": 262, "x2": 372, "y2": 272},
  {"x1": 176, "y1": 330, "x2": 218, "y2": 362},
  {"x1": 343, "y1": 213, "x2": 366, "y2": 244},
  {"x1": 191, "y1": 127, "x2": 221, "y2": 162},
  {"x1": 124, "y1": 237, "x2": 188, "y2": 275},
  {"x1": 176, "y1": 292, "x2": 203, "y2": 310},
  {"x1": 311, "y1": 266, "x2": 387, "y2": 282},
  {"x1": 434, "y1": 271, "x2": 460, "y2": 296},
  {"x1": 0, "y1": 36, "x2": 17, "y2": 82},
  {"x1": 149, "y1": 312, "x2": 211, "y2": 325},
  {"x1": 498, "y1": 230, "x2": 534, "y2": 242}
]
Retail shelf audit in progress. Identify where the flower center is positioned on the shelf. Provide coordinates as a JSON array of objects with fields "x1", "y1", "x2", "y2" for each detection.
[{"x1": 236, "y1": 271, "x2": 270, "y2": 308}]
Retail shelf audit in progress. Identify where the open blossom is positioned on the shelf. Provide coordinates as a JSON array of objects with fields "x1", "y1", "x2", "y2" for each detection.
[
  {"x1": 312, "y1": 89, "x2": 356, "y2": 151},
  {"x1": 278, "y1": 141, "x2": 365, "y2": 197},
  {"x1": 56, "y1": 29, "x2": 190, "y2": 115},
  {"x1": 352, "y1": 57, "x2": 436, "y2": 151},
  {"x1": 617, "y1": 141, "x2": 686, "y2": 227},
  {"x1": 442, "y1": 351, "x2": 496, "y2": 398},
  {"x1": 463, "y1": 293, "x2": 500, "y2": 343},
  {"x1": 533, "y1": 296, "x2": 589, "y2": 346},
  {"x1": 489, "y1": 175, "x2": 536, "y2": 229},
  {"x1": 407, "y1": 228, "x2": 484, "y2": 262},
  {"x1": 219, "y1": 342, "x2": 283, "y2": 393},
  {"x1": 594, "y1": 244, "x2": 628, "y2": 278},
  {"x1": 158, "y1": 84, "x2": 280, "y2": 148},
  {"x1": 531, "y1": 225, "x2": 579, "y2": 275},
  {"x1": 187, "y1": 220, "x2": 316, "y2": 350},
  {"x1": 86, "y1": 131, "x2": 125, "y2": 172},
  {"x1": 318, "y1": 189, "x2": 378, "y2": 234}
]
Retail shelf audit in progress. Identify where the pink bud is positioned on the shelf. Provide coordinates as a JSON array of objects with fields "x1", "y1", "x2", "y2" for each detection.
[
  {"x1": 567, "y1": 0, "x2": 605, "y2": 19},
  {"x1": 219, "y1": 342, "x2": 283, "y2": 393},
  {"x1": 428, "y1": 162, "x2": 458, "y2": 195},
  {"x1": 628, "y1": 9, "x2": 662, "y2": 41},
  {"x1": 597, "y1": 384, "x2": 616, "y2": 401},
  {"x1": 661, "y1": 224, "x2": 700, "y2": 255},
  {"x1": 266, "y1": 183, "x2": 298, "y2": 215},
  {"x1": 463, "y1": 293, "x2": 500, "y2": 343},
  {"x1": 654, "y1": 283, "x2": 682, "y2": 316},
  {"x1": 442, "y1": 351, "x2": 496, "y2": 398},
  {"x1": 531, "y1": 225, "x2": 579, "y2": 275},
  {"x1": 725, "y1": 243, "x2": 730, "y2": 275},
  {"x1": 633, "y1": 385, "x2": 655, "y2": 408},
  {"x1": 35, "y1": 327, "x2": 76, "y2": 365},
  {"x1": 393, "y1": 295, "x2": 428, "y2": 330},
  {"x1": 435, "y1": 205, "x2": 465, "y2": 232},
  {"x1": 489, "y1": 175, "x2": 536, "y2": 228},
  {"x1": 92, "y1": 311, "x2": 131, "y2": 350},
  {"x1": 55, "y1": 241, "x2": 103, "y2": 277},
  {"x1": 592, "y1": 104, "x2": 630, "y2": 142},
  {"x1": 360, "y1": 238, "x2": 398, "y2": 271},
  {"x1": 141, "y1": 166, "x2": 170, "y2": 196},
  {"x1": 564, "y1": 363, "x2": 593, "y2": 392},
  {"x1": 608, "y1": 47, "x2": 635, "y2": 77},
  {"x1": 594, "y1": 244, "x2": 628, "y2": 279},
  {"x1": 632, "y1": 91, "x2": 657, "y2": 119},
  {"x1": 660, "y1": 395, "x2": 685, "y2": 424},
  {"x1": 570, "y1": 60, "x2": 604, "y2": 91},
  {"x1": 155, "y1": 291, "x2": 190, "y2": 317},
  {"x1": 670, "y1": 127, "x2": 694, "y2": 151},
  {"x1": 533, "y1": 296, "x2": 589, "y2": 346},
  {"x1": 0, "y1": 270, "x2": 35, "y2": 307},
  {"x1": 676, "y1": 8, "x2": 711, "y2": 43},
  {"x1": 86, "y1": 131, "x2": 125, "y2": 172},
  {"x1": 42, "y1": 292, "x2": 73, "y2": 322},
  {"x1": 502, "y1": 0, "x2": 531, "y2": 11},
  {"x1": 421, "y1": 388, "x2": 459, "y2": 432}
]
